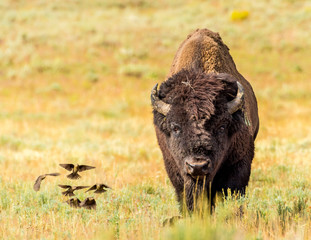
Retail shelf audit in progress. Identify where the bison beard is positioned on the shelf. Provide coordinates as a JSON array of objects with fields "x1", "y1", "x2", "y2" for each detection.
[{"x1": 152, "y1": 29, "x2": 259, "y2": 213}]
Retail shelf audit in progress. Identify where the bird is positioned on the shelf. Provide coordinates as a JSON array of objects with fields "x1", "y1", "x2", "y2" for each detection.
[
  {"x1": 33, "y1": 173, "x2": 60, "y2": 191},
  {"x1": 80, "y1": 197, "x2": 96, "y2": 210},
  {"x1": 66, "y1": 197, "x2": 81, "y2": 208},
  {"x1": 86, "y1": 183, "x2": 111, "y2": 194},
  {"x1": 59, "y1": 164, "x2": 95, "y2": 179},
  {"x1": 58, "y1": 185, "x2": 89, "y2": 197}
]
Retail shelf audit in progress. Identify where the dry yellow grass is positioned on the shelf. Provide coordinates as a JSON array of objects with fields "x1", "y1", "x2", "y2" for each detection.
[{"x1": 0, "y1": 0, "x2": 311, "y2": 239}]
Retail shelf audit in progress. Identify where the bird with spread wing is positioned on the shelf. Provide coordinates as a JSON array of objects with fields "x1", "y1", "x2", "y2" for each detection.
[
  {"x1": 80, "y1": 197, "x2": 96, "y2": 210},
  {"x1": 86, "y1": 183, "x2": 111, "y2": 194},
  {"x1": 58, "y1": 185, "x2": 89, "y2": 196},
  {"x1": 33, "y1": 173, "x2": 60, "y2": 191},
  {"x1": 59, "y1": 164, "x2": 95, "y2": 179}
]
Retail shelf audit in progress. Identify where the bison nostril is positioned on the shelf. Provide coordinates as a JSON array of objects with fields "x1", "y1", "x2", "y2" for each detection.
[
  {"x1": 186, "y1": 161, "x2": 194, "y2": 168},
  {"x1": 186, "y1": 162, "x2": 195, "y2": 173},
  {"x1": 202, "y1": 160, "x2": 212, "y2": 173},
  {"x1": 201, "y1": 163, "x2": 209, "y2": 172}
]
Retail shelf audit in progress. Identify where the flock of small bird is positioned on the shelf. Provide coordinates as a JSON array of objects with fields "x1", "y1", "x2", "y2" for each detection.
[{"x1": 33, "y1": 164, "x2": 111, "y2": 210}]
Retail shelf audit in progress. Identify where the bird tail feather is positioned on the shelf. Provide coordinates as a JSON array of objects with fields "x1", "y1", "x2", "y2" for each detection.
[{"x1": 67, "y1": 173, "x2": 81, "y2": 179}]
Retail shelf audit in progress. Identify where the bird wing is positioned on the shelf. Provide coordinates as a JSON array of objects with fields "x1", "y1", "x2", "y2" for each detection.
[
  {"x1": 46, "y1": 172, "x2": 61, "y2": 177},
  {"x1": 33, "y1": 175, "x2": 45, "y2": 191},
  {"x1": 86, "y1": 185, "x2": 97, "y2": 192},
  {"x1": 78, "y1": 165, "x2": 96, "y2": 172},
  {"x1": 88, "y1": 198, "x2": 96, "y2": 205},
  {"x1": 81, "y1": 197, "x2": 96, "y2": 206},
  {"x1": 59, "y1": 164, "x2": 74, "y2": 171},
  {"x1": 100, "y1": 184, "x2": 111, "y2": 189},
  {"x1": 58, "y1": 184, "x2": 71, "y2": 189}
]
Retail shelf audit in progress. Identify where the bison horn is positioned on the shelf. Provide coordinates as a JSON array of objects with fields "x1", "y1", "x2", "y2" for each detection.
[
  {"x1": 227, "y1": 81, "x2": 244, "y2": 114},
  {"x1": 151, "y1": 83, "x2": 171, "y2": 116}
]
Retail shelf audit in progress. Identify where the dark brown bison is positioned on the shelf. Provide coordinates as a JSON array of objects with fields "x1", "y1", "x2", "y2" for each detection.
[{"x1": 151, "y1": 29, "x2": 259, "y2": 212}]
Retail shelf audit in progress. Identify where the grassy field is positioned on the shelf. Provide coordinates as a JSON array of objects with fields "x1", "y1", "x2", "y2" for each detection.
[{"x1": 1, "y1": 0, "x2": 311, "y2": 239}]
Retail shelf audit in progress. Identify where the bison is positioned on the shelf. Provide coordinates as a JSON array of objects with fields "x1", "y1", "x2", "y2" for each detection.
[{"x1": 151, "y1": 29, "x2": 259, "y2": 212}]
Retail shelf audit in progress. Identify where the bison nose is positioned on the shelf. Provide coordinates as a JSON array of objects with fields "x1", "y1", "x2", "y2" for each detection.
[{"x1": 185, "y1": 159, "x2": 211, "y2": 177}]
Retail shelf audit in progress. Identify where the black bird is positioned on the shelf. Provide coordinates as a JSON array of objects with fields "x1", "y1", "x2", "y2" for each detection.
[
  {"x1": 80, "y1": 197, "x2": 96, "y2": 210},
  {"x1": 59, "y1": 164, "x2": 95, "y2": 179},
  {"x1": 33, "y1": 173, "x2": 60, "y2": 191},
  {"x1": 86, "y1": 183, "x2": 111, "y2": 194},
  {"x1": 66, "y1": 197, "x2": 81, "y2": 208},
  {"x1": 58, "y1": 185, "x2": 89, "y2": 196}
]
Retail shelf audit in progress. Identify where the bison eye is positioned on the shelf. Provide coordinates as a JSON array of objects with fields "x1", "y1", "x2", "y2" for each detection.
[
  {"x1": 170, "y1": 123, "x2": 181, "y2": 135},
  {"x1": 218, "y1": 125, "x2": 226, "y2": 133}
]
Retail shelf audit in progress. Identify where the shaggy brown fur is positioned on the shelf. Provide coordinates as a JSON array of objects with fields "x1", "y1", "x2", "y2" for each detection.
[
  {"x1": 168, "y1": 29, "x2": 259, "y2": 137},
  {"x1": 152, "y1": 29, "x2": 259, "y2": 212}
]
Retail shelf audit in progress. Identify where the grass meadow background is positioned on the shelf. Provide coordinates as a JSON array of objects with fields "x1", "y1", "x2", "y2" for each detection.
[{"x1": 0, "y1": 0, "x2": 311, "y2": 239}]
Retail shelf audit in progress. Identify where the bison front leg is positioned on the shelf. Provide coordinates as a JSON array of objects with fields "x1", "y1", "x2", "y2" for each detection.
[
  {"x1": 213, "y1": 158, "x2": 252, "y2": 199},
  {"x1": 213, "y1": 131, "x2": 254, "y2": 198}
]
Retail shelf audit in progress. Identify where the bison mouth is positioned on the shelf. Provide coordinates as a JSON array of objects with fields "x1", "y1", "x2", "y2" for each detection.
[{"x1": 184, "y1": 156, "x2": 213, "y2": 181}]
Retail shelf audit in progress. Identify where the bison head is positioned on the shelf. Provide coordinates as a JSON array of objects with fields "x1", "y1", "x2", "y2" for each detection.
[{"x1": 152, "y1": 69, "x2": 245, "y2": 183}]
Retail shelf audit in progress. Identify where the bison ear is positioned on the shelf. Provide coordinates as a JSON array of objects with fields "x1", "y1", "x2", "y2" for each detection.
[
  {"x1": 216, "y1": 73, "x2": 238, "y2": 101},
  {"x1": 216, "y1": 73, "x2": 244, "y2": 114},
  {"x1": 153, "y1": 113, "x2": 170, "y2": 136}
]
